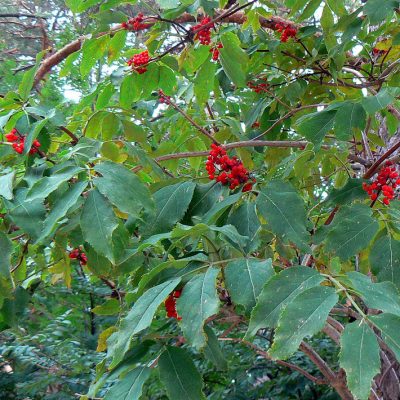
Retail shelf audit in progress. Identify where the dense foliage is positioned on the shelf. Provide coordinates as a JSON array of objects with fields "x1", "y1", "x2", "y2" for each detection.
[{"x1": 1, "y1": 0, "x2": 400, "y2": 399}]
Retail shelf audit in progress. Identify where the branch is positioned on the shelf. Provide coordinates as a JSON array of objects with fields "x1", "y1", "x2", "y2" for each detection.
[
  {"x1": 33, "y1": 10, "x2": 297, "y2": 85},
  {"x1": 219, "y1": 337, "x2": 328, "y2": 385},
  {"x1": 0, "y1": 13, "x2": 47, "y2": 19}
]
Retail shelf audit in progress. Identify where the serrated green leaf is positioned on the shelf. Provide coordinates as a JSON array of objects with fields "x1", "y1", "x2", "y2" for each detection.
[
  {"x1": 194, "y1": 61, "x2": 217, "y2": 105},
  {"x1": 94, "y1": 161, "x2": 153, "y2": 218},
  {"x1": 370, "y1": 234, "x2": 400, "y2": 288},
  {"x1": 37, "y1": 181, "x2": 87, "y2": 244},
  {"x1": 225, "y1": 258, "x2": 274, "y2": 312},
  {"x1": 335, "y1": 102, "x2": 366, "y2": 140},
  {"x1": 257, "y1": 180, "x2": 310, "y2": 251},
  {"x1": 246, "y1": 266, "x2": 325, "y2": 337},
  {"x1": 348, "y1": 272, "x2": 400, "y2": 316},
  {"x1": 297, "y1": 110, "x2": 336, "y2": 145},
  {"x1": 325, "y1": 204, "x2": 379, "y2": 260},
  {"x1": 363, "y1": 0, "x2": 399, "y2": 24},
  {"x1": 80, "y1": 35, "x2": 109, "y2": 77},
  {"x1": 204, "y1": 325, "x2": 228, "y2": 370},
  {"x1": 177, "y1": 266, "x2": 220, "y2": 349},
  {"x1": 0, "y1": 171, "x2": 15, "y2": 200},
  {"x1": 103, "y1": 367, "x2": 150, "y2": 400},
  {"x1": 147, "y1": 181, "x2": 196, "y2": 234},
  {"x1": 107, "y1": 278, "x2": 180, "y2": 369},
  {"x1": 340, "y1": 321, "x2": 380, "y2": 400},
  {"x1": 327, "y1": 179, "x2": 365, "y2": 205},
  {"x1": 370, "y1": 313, "x2": 400, "y2": 361},
  {"x1": 227, "y1": 201, "x2": 261, "y2": 254},
  {"x1": 362, "y1": 88, "x2": 398, "y2": 114},
  {"x1": 269, "y1": 286, "x2": 338, "y2": 359},
  {"x1": 92, "y1": 298, "x2": 120, "y2": 315},
  {"x1": 5, "y1": 189, "x2": 46, "y2": 240},
  {"x1": 80, "y1": 189, "x2": 119, "y2": 263},
  {"x1": 219, "y1": 32, "x2": 248, "y2": 88},
  {"x1": 26, "y1": 165, "x2": 83, "y2": 201},
  {"x1": 158, "y1": 346, "x2": 206, "y2": 400}
]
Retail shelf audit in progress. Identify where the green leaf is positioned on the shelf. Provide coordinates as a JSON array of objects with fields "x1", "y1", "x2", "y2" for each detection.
[
  {"x1": 26, "y1": 165, "x2": 83, "y2": 201},
  {"x1": 256, "y1": 180, "x2": 310, "y2": 251},
  {"x1": 5, "y1": 189, "x2": 46, "y2": 240},
  {"x1": 204, "y1": 325, "x2": 228, "y2": 370},
  {"x1": 203, "y1": 192, "x2": 243, "y2": 224},
  {"x1": 23, "y1": 118, "x2": 49, "y2": 155},
  {"x1": 0, "y1": 171, "x2": 15, "y2": 200},
  {"x1": 227, "y1": 201, "x2": 261, "y2": 254},
  {"x1": 362, "y1": 88, "x2": 398, "y2": 114},
  {"x1": 188, "y1": 182, "x2": 223, "y2": 219},
  {"x1": 334, "y1": 102, "x2": 366, "y2": 140},
  {"x1": 370, "y1": 234, "x2": 400, "y2": 288},
  {"x1": 120, "y1": 74, "x2": 141, "y2": 108},
  {"x1": 325, "y1": 204, "x2": 379, "y2": 260},
  {"x1": 96, "y1": 83, "x2": 115, "y2": 110},
  {"x1": 327, "y1": 179, "x2": 365, "y2": 205},
  {"x1": 147, "y1": 181, "x2": 196, "y2": 234},
  {"x1": 177, "y1": 266, "x2": 220, "y2": 349},
  {"x1": 347, "y1": 272, "x2": 400, "y2": 316},
  {"x1": 66, "y1": 0, "x2": 101, "y2": 12},
  {"x1": 158, "y1": 346, "x2": 206, "y2": 400},
  {"x1": 370, "y1": 313, "x2": 400, "y2": 361},
  {"x1": 80, "y1": 189, "x2": 119, "y2": 263},
  {"x1": 108, "y1": 30, "x2": 127, "y2": 63},
  {"x1": 36, "y1": 182, "x2": 87, "y2": 244},
  {"x1": 18, "y1": 51, "x2": 45, "y2": 100},
  {"x1": 297, "y1": 110, "x2": 336, "y2": 145},
  {"x1": 103, "y1": 367, "x2": 150, "y2": 400},
  {"x1": 80, "y1": 35, "x2": 110, "y2": 77},
  {"x1": 269, "y1": 286, "x2": 338, "y2": 359},
  {"x1": 0, "y1": 232, "x2": 13, "y2": 293},
  {"x1": 219, "y1": 32, "x2": 248, "y2": 88},
  {"x1": 94, "y1": 161, "x2": 153, "y2": 218},
  {"x1": 246, "y1": 266, "x2": 325, "y2": 337},
  {"x1": 363, "y1": 0, "x2": 399, "y2": 24},
  {"x1": 340, "y1": 321, "x2": 380, "y2": 400},
  {"x1": 194, "y1": 61, "x2": 217, "y2": 105},
  {"x1": 225, "y1": 258, "x2": 274, "y2": 312},
  {"x1": 156, "y1": 0, "x2": 180, "y2": 9},
  {"x1": 107, "y1": 278, "x2": 180, "y2": 369},
  {"x1": 92, "y1": 298, "x2": 120, "y2": 315}
]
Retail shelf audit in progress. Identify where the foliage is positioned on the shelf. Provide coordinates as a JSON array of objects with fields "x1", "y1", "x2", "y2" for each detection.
[{"x1": 1, "y1": 0, "x2": 400, "y2": 399}]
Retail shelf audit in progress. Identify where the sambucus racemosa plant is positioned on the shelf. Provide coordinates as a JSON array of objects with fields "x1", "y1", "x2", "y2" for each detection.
[{"x1": 1, "y1": 0, "x2": 400, "y2": 399}]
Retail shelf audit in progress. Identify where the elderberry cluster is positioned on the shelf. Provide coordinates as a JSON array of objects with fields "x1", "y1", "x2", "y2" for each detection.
[
  {"x1": 206, "y1": 144, "x2": 254, "y2": 192},
  {"x1": 127, "y1": 50, "x2": 150, "y2": 74},
  {"x1": 5, "y1": 128, "x2": 41, "y2": 155},
  {"x1": 363, "y1": 161, "x2": 399, "y2": 206},
  {"x1": 69, "y1": 247, "x2": 88, "y2": 266},
  {"x1": 275, "y1": 22, "x2": 297, "y2": 42},
  {"x1": 165, "y1": 290, "x2": 182, "y2": 320},
  {"x1": 247, "y1": 79, "x2": 269, "y2": 93},
  {"x1": 158, "y1": 89, "x2": 171, "y2": 104},
  {"x1": 192, "y1": 16, "x2": 213, "y2": 45},
  {"x1": 122, "y1": 13, "x2": 149, "y2": 31}
]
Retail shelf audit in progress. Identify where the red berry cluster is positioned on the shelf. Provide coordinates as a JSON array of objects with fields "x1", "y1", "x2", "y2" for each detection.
[
  {"x1": 372, "y1": 48, "x2": 388, "y2": 57},
  {"x1": 210, "y1": 42, "x2": 223, "y2": 61},
  {"x1": 206, "y1": 144, "x2": 255, "y2": 191},
  {"x1": 275, "y1": 22, "x2": 297, "y2": 42},
  {"x1": 192, "y1": 16, "x2": 213, "y2": 45},
  {"x1": 247, "y1": 79, "x2": 269, "y2": 93},
  {"x1": 122, "y1": 13, "x2": 149, "y2": 31},
  {"x1": 69, "y1": 247, "x2": 88, "y2": 266},
  {"x1": 5, "y1": 128, "x2": 41, "y2": 155},
  {"x1": 363, "y1": 161, "x2": 399, "y2": 206},
  {"x1": 127, "y1": 50, "x2": 149, "y2": 74},
  {"x1": 158, "y1": 89, "x2": 171, "y2": 104},
  {"x1": 165, "y1": 290, "x2": 182, "y2": 320}
]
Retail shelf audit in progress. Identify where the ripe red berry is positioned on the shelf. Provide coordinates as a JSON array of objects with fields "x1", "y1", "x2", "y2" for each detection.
[
  {"x1": 165, "y1": 290, "x2": 182, "y2": 320},
  {"x1": 192, "y1": 16, "x2": 213, "y2": 45},
  {"x1": 122, "y1": 13, "x2": 149, "y2": 31},
  {"x1": 127, "y1": 50, "x2": 150, "y2": 74},
  {"x1": 362, "y1": 161, "x2": 399, "y2": 206}
]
